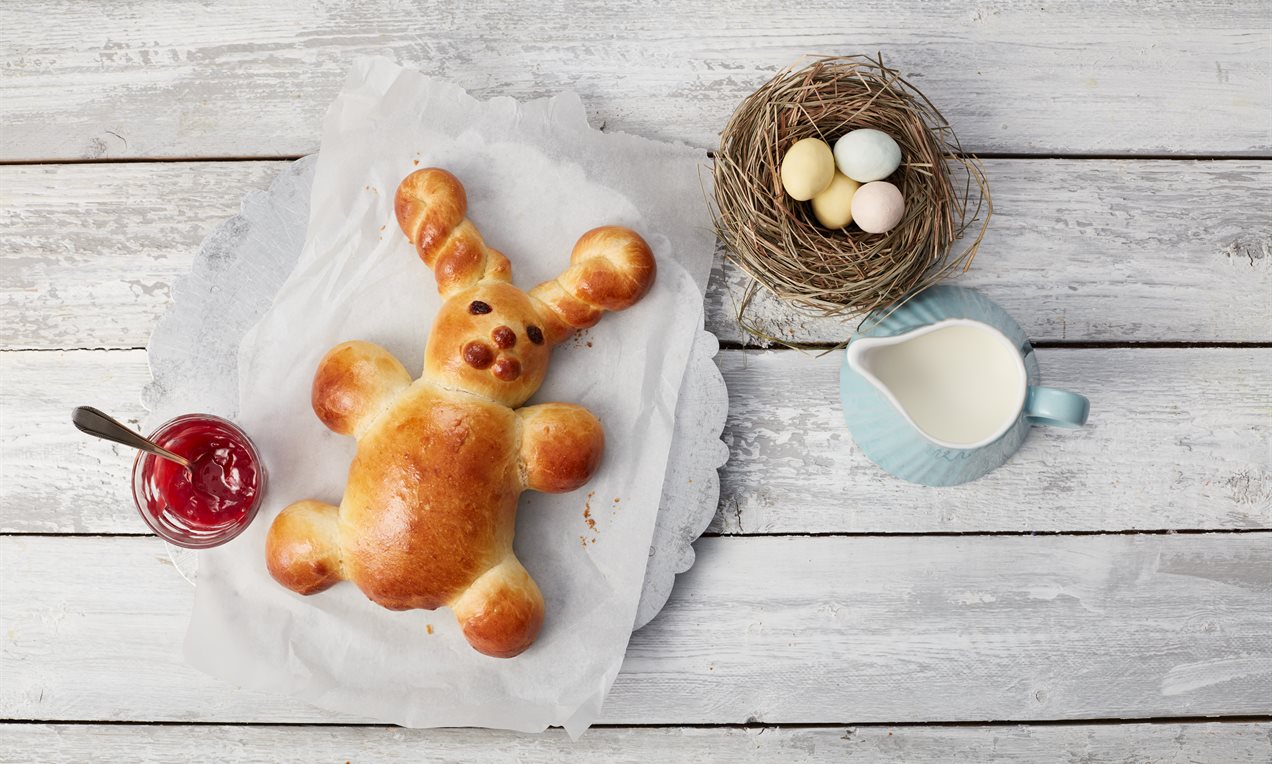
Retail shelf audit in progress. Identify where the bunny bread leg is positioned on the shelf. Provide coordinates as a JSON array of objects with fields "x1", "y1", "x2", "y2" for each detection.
[
  {"x1": 518, "y1": 403, "x2": 604, "y2": 493},
  {"x1": 449, "y1": 554, "x2": 545, "y2": 659},
  {"x1": 266, "y1": 500, "x2": 344, "y2": 595},
  {"x1": 312, "y1": 341, "x2": 412, "y2": 438},
  {"x1": 529, "y1": 226, "x2": 657, "y2": 344}
]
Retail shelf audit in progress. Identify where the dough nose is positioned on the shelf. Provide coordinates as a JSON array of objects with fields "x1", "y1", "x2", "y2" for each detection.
[
  {"x1": 492, "y1": 325, "x2": 516, "y2": 349},
  {"x1": 463, "y1": 341, "x2": 494, "y2": 369},
  {"x1": 492, "y1": 356, "x2": 521, "y2": 381}
]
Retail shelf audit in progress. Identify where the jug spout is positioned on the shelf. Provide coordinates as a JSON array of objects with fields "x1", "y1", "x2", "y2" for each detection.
[
  {"x1": 844, "y1": 333, "x2": 898, "y2": 378},
  {"x1": 845, "y1": 326, "x2": 939, "y2": 384}
]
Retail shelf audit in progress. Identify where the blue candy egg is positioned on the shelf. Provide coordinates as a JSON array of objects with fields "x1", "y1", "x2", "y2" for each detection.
[{"x1": 833, "y1": 129, "x2": 902, "y2": 183}]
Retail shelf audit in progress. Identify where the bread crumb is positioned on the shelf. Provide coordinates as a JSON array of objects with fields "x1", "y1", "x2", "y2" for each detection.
[
  {"x1": 426, "y1": 624, "x2": 434, "y2": 635},
  {"x1": 583, "y1": 491, "x2": 597, "y2": 531},
  {"x1": 570, "y1": 329, "x2": 594, "y2": 349}
]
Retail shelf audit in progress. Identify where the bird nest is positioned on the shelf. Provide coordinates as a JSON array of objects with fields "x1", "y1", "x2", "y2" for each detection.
[{"x1": 712, "y1": 54, "x2": 992, "y2": 344}]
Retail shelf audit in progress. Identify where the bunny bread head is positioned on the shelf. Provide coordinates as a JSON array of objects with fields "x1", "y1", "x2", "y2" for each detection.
[{"x1": 394, "y1": 169, "x2": 655, "y2": 407}]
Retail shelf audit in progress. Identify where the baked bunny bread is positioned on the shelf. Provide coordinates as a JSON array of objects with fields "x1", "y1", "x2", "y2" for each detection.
[{"x1": 265, "y1": 168, "x2": 655, "y2": 658}]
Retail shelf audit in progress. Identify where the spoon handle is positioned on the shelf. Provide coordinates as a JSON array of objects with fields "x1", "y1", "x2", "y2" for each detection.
[{"x1": 72, "y1": 406, "x2": 191, "y2": 469}]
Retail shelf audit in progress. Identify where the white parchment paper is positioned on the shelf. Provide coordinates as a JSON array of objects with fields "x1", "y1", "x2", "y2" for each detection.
[{"x1": 183, "y1": 58, "x2": 715, "y2": 734}]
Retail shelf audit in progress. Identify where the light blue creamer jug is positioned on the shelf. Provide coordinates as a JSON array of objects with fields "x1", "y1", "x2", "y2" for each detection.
[{"x1": 840, "y1": 286, "x2": 1089, "y2": 486}]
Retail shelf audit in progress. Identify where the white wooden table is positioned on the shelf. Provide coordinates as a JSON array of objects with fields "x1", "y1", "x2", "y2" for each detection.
[{"x1": 2, "y1": 2, "x2": 1270, "y2": 761}]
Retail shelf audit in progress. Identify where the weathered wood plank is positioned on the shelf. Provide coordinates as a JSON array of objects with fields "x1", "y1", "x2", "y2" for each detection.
[
  {"x1": 3, "y1": 348, "x2": 1267, "y2": 535},
  {"x1": 3, "y1": 534, "x2": 1269, "y2": 723},
  {"x1": 0, "y1": 350, "x2": 154, "y2": 534},
  {"x1": 2, "y1": 1, "x2": 1269, "y2": 160},
  {"x1": 0, "y1": 161, "x2": 283, "y2": 350},
  {"x1": 3, "y1": 722, "x2": 1270, "y2": 763},
  {"x1": 3, "y1": 159, "x2": 1269, "y2": 350}
]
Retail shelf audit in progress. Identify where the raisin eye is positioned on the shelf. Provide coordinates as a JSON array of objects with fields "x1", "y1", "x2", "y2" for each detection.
[
  {"x1": 462, "y1": 341, "x2": 494, "y2": 369},
  {"x1": 526, "y1": 325, "x2": 544, "y2": 345},
  {"x1": 468, "y1": 300, "x2": 492, "y2": 315}
]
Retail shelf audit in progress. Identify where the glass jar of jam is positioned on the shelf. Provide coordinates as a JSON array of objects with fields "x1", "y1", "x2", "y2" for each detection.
[{"x1": 131, "y1": 414, "x2": 265, "y2": 549}]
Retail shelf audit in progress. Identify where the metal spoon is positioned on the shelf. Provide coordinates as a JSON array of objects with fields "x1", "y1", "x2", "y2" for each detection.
[{"x1": 72, "y1": 406, "x2": 191, "y2": 470}]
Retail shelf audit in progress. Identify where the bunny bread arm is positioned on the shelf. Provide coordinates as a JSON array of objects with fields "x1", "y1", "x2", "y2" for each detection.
[
  {"x1": 311, "y1": 341, "x2": 412, "y2": 437},
  {"x1": 518, "y1": 403, "x2": 604, "y2": 493}
]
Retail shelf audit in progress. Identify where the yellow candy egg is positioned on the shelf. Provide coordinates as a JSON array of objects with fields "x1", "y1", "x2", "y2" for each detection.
[
  {"x1": 811, "y1": 172, "x2": 860, "y2": 228},
  {"x1": 780, "y1": 138, "x2": 835, "y2": 201}
]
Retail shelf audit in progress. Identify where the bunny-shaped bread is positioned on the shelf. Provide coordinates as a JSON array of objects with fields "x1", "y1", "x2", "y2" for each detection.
[{"x1": 265, "y1": 168, "x2": 655, "y2": 658}]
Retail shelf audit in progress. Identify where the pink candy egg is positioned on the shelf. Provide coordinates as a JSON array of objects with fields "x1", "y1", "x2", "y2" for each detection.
[{"x1": 850, "y1": 181, "x2": 905, "y2": 234}]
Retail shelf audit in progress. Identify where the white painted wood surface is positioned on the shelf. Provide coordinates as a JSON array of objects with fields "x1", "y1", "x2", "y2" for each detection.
[
  {"x1": 4, "y1": 534, "x2": 1270, "y2": 724},
  {"x1": 3, "y1": 347, "x2": 1268, "y2": 535},
  {"x1": 3, "y1": 159, "x2": 1270, "y2": 350},
  {"x1": 4, "y1": 722, "x2": 1270, "y2": 763},
  {"x1": 2, "y1": 1, "x2": 1269, "y2": 160},
  {"x1": 3, "y1": 0, "x2": 1270, "y2": 757}
]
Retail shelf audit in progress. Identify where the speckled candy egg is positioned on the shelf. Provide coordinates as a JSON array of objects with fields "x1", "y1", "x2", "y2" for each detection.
[
  {"x1": 850, "y1": 181, "x2": 906, "y2": 234},
  {"x1": 811, "y1": 172, "x2": 860, "y2": 229},
  {"x1": 780, "y1": 138, "x2": 835, "y2": 201},
  {"x1": 833, "y1": 129, "x2": 902, "y2": 183}
]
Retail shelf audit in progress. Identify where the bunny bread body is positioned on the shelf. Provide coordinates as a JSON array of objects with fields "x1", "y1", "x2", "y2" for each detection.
[{"x1": 265, "y1": 168, "x2": 655, "y2": 658}]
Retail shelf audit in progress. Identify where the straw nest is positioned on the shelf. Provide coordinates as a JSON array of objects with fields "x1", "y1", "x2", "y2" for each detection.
[{"x1": 712, "y1": 54, "x2": 992, "y2": 343}]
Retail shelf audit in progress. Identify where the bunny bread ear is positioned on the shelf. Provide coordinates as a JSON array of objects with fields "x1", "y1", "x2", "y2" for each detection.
[
  {"x1": 529, "y1": 226, "x2": 656, "y2": 345},
  {"x1": 395, "y1": 168, "x2": 512, "y2": 295}
]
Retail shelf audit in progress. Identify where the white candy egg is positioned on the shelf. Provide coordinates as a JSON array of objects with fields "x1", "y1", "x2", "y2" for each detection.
[
  {"x1": 780, "y1": 138, "x2": 835, "y2": 201},
  {"x1": 811, "y1": 172, "x2": 860, "y2": 229},
  {"x1": 850, "y1": 181, "x2": 906, "y2": 234},
  {"x1": 833, "y1": 129, "x2": 902, "y2": 183}
]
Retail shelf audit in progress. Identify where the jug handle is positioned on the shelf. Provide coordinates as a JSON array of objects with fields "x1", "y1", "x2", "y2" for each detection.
[{"x1": 1025, "y1": 387, "x2": 1090, "y2": 428}]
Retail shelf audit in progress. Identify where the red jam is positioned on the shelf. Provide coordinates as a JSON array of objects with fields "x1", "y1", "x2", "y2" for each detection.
[{"x1": 132, "y1": 414, "x2": 264, "y2": 548}]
